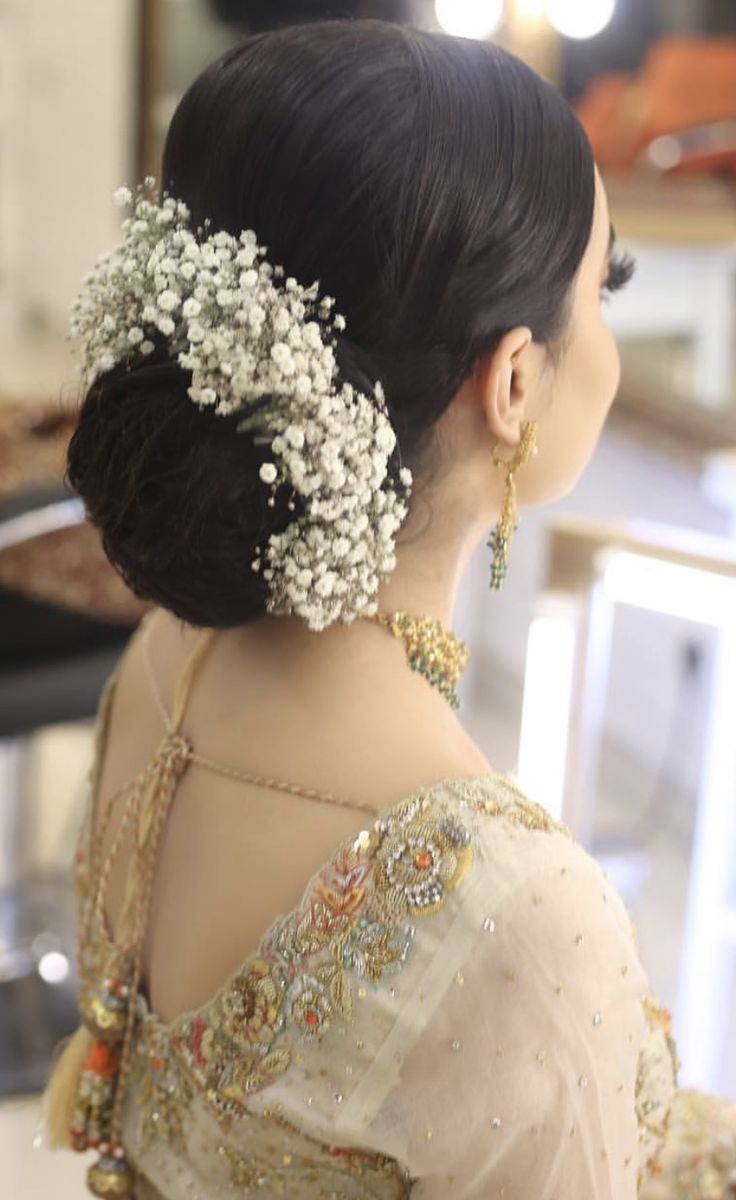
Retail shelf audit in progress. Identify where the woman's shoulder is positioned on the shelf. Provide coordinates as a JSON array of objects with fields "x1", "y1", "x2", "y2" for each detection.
[
  {"x1": 440, "y1": 771, "x2": 579, "y2": 881},
  {"x1": 111, "y1": 606, "x2": 511, "y2": 816},
  {"x1": 436, "y1": 772, "x2": 640, "y2": 953}
]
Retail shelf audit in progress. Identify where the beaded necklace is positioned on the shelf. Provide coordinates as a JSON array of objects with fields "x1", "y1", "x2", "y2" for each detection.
[{"x1": 364, "y1": 610, "x2": 470, "y2": 710}]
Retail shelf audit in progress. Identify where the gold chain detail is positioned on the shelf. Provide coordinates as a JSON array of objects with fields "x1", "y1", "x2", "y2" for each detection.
[{"x1": 363, "y1": 610, "x2": 470, "y2": 710}]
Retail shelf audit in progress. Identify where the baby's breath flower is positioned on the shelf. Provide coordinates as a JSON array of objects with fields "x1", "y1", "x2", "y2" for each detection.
[
  {"x1": 156, "y1": 315, "x2": 176, "y2": 337},
  {"x1": 259, "y1": 462, "x2": 278, "y2": 484},
  {"x1": 66, "y1": 176, "x2": 413, "y2": 630},
  {"x1": 157, "y1": 289, "x2": 180, "y2": 312}
]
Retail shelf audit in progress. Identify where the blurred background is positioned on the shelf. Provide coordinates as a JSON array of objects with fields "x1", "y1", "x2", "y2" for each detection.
[{"x1": 2, "y1": 1, "x2": 736, "y2": 1192}]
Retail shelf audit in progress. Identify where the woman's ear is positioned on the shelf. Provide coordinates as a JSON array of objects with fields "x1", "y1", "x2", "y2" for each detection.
[{"x1": 473, "y1": 327, "x2": 533, "y2": 448}]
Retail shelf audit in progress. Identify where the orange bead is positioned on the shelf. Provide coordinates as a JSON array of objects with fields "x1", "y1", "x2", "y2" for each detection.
[{"x1": 85, "y1": 1039, "x2": 120, "y2": 1078}]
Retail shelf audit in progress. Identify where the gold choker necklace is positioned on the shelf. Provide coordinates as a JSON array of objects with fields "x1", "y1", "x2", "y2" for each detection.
[{"x1": 363, "y1": 610, "x2": 470, "y2": 710}]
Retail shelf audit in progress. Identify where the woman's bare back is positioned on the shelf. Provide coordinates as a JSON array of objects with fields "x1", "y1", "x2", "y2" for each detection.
[{"x1": 93, "y1": 608, "x2": 493, "y2": 1025}]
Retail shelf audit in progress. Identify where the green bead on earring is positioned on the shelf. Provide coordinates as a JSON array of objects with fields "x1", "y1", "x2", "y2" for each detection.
[
  {"x1": 488, "y1": 420, "x2": 539, "y2": 591},
  {"x1": 487, "y1": 521, "x2": 519, "y2": 591}
]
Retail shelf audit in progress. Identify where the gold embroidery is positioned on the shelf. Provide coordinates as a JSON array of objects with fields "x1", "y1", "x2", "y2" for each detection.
[
  {"x1": 129, "y1": 1022, "x2": 196, "y2": 1154},
  {"x1": 445, "y1": 775, "x2": 573, "y2": 839},
  {"x1": 648, "y1": 1086, "x2": 736, "y2": 1196},
  {"x1": 132, "y1": 793, "x2": 475, "y2": 1122},
  {"x1": 213, "y1": 1105, "x2": 412, "y2": 1197},
  {"x1": 635, "y1": 994, "x2": 680, "y2": 1188},
  {"x1": 75, "y1": 785, "x2": 480, "y2": 1151},
  {"x1": 74, "y1": 773, "x2": 578, "y2": 1156},
  {"x1": 218, "y1": 1142, "x2": 272, "y2": 1191}
]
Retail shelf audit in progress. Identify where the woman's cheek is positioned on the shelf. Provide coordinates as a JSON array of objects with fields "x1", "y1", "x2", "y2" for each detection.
[{"x1": 603, "y1": 323, "x2": 621, "y2": 409}]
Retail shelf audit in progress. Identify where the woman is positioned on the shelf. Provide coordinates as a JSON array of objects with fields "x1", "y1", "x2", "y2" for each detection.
[{"x1": 40, "y1": 18, "x2": 736, "y2": 1199}]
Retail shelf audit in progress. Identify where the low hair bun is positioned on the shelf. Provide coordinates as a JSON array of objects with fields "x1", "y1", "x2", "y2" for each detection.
[
  {"x1": 66, "y1": 19, "x2": 595, "y2": 630},
  {"x1": 65, "y1": 348, "x2": 295, "y2": 628}
]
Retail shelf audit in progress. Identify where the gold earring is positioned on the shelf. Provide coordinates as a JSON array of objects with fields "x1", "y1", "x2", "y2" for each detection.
[{"x1": 487, "y1": 419, "x2": 539, "y2": 591}]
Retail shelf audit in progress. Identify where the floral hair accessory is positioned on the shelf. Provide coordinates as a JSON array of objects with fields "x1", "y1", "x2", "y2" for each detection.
[{"x1": 67, "y1": 177, "x2": 413, "y2": 631}]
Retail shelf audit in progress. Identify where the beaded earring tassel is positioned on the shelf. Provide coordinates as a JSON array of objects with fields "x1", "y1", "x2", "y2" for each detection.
[{"x1": 487, "y1": 419, "x2": 539, "y2": 591}]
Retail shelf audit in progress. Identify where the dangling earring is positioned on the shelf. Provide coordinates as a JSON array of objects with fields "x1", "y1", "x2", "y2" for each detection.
[{"x1": 486, "y1": 419, "x2": 539, "y2": 591}]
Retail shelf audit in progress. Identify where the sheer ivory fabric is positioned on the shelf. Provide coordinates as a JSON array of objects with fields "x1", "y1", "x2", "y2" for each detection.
[{"x1": 69, "y1": 669, "x2": 736, "y2": 1199}]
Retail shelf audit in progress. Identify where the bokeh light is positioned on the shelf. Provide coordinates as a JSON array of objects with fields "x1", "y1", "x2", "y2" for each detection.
[
  {"x1": 545, "y1": 0, "x2": 615, "y2": 40},
  {"x1": 434, "y1": 0, "x2": 504, "y2": 41}
]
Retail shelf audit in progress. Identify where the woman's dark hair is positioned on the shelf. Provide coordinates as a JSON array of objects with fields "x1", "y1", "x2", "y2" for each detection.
[{"x1": 66, "y1": 19, "x2": 595, "y2": 628}]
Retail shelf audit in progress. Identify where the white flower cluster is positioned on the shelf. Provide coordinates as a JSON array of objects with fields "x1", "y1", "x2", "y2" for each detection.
[{"x1": 67, "y1": 177, "x2": 413, "y2": 631}]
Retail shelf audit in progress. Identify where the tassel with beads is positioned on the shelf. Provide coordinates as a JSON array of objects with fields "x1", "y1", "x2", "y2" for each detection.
[{"x1": 35, "y1": 1024, "x2": 95, "y2": 1149}]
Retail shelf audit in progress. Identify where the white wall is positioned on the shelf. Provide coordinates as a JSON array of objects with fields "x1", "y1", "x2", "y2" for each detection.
[{"x1": 0, "y1": 0, "x2": 136, "y2": 335}]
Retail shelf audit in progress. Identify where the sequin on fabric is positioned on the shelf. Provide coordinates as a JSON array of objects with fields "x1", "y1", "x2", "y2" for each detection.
[
  {"x1": 69, "y1": 670, "x2": 699, "y2": 1198},
  {"x1": 78, "y1": 788, "x2": 475, "y2": 1145},
  {"x1": 215, "y1": 1106, "x2": 413, "y2": 1197},
  {"x1": 442, "y1": 774, "x2": 574, "y2": 840},
  {"x1": 78, "y1": 757, "x2": 668, "y2": 1199}
]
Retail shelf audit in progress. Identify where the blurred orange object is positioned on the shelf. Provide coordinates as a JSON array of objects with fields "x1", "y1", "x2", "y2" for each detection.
[
  {"x1": 0, "y1": 520, "x2": 150, "y2": 626},
  {"x1": 576, "y1": 36, "x2": 736, "y2": 175}
]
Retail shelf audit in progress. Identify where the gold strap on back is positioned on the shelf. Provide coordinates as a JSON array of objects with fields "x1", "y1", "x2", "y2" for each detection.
[
  {"x1": 141, "y1": 609, "x2": 218, "y2": 735},
  {"x1": 73, "y1": 610, "x2": 386, "y2": 1185},
  {"x1": 170, "y1": 627, "x2": 218, "y2": 732},
  {"x1": 139, "y1": 611, "x2": 381, "y2": 816},
  {"x1": 72, "y1": 612, "x2": 221, "y2": 1175}
]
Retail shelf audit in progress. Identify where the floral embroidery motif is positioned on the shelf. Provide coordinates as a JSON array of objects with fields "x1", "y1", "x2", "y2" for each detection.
[
  {"x1": 76, "y1": 769, "x2": 583, "y2": 1169},
  {"x1": 64, "y1": 787, "x2": 475, "y2": 1142},
  {"x1": 136, "y1": 793, "x2": 474, "y2": 1122},
  {"x1": 371, "y1": 808, "x2": 475, "y2": 916},
  {"x1": 65, "y1": 642, "x2": 727, "y2": 1200}
]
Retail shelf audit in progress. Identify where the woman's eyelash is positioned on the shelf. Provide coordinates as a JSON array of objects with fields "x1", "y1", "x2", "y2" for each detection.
[{"x1": 602, "y1": 248, "x2": 637, "y2": 296}]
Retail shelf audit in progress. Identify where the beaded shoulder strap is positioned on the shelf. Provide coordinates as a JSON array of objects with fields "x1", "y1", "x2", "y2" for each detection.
[
  {"x1": 73, "y1": 613, "x2": 218, "y2": 1196},
  {"x1": 140, "y1": 609, "x2": 218, "y2": 735},
  {"x1": 139, "y1": 614, "x2": 382, "y2": 816}
]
